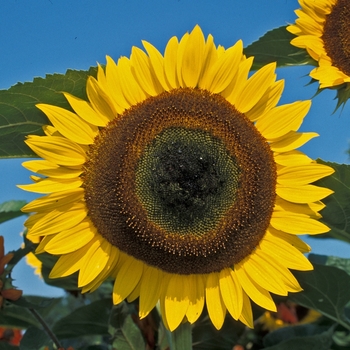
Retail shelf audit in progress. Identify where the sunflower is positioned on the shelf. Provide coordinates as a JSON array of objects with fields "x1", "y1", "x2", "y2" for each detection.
[
  {"x1": 287, "y1": 0, "x2": 350, "y2": 88},
  {"x1": 19, "y1": 25, "x2": 334, "y2": 331}
]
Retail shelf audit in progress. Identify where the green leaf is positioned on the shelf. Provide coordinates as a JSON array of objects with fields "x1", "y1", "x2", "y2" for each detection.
[
  {"x1": 52, "y1": 298, "x2": 112, "y2": 339},
  {"x1": 244, "y1": 26, "x2": 315, "y2": 70},
  {"x1": 0, "y1": 344, "x2": 19, "y2": 350},
  {"x1": 289, "y1": 264, "x2": 350, "y2": 330},
  {"x1": 0, "y1": 305, "x2": 41, "y2": 329},
  {"x1": 19, "y1": 326, "x2": 53, "y2": 350},
  {"x1": 0, "y1": 68, "x2": 96, "y2": 159},
  {"x1": 109, "y1": 302, "x2": 146, "y2": 350},
  {"x1": 314, "y1": 160, "x2": 350, "y2": 244},
  {"x1": 10, "y1": 295, "x2": 58, "y2": 310},
  {"x1": 192, "y1": 312, "x2": 245, "y2": 350},
  {"x1": 0, "y1": 200, "x2": 27, "y2": 224},
  {"x1": 309, "y1": 254, "x2": 350, "y2": 276},
  {"x1": 263, "y1": 324, "x2": 335, "y2": 350}
]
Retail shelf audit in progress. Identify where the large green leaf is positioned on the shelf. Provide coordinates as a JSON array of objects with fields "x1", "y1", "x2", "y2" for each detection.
[
  {"x1": 52, "y1": 298, "x2": 112, "y2": 339},
  {"x1": 244, "y1": 26, "x2": 314, "y2": 70},
  {"x1": 263, "y1": 324, "x2": 334, "y2": 350},
  {"x1": 0, "y1": 200, "x2": 27, "y2": 224},
  {"x1": 0, "y1": 305, "x2": 41, "y2": 329},
  {"x1": 109, "y1": 302, "x2": 146, "y2": 350},
  {"x1": 0, "y1": 68, "x2": 96, "y2": 159},
  {"x1": 289, "y1": 264, "x2": 350, "y2": 330},
  {"x1": 314, "y1": 161, "x2": 350, "y2": 244},
  {"x1": 19, "y1": 326, "x2": 53, "y2": 350}
]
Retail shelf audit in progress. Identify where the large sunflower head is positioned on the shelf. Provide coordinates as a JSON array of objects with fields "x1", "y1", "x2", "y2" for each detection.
[
  {"x1": 287, "y1": 0, "x2": 350, "y2": 88},
  {"x1": 19, "y1": 25, "x2": 334, "y2": 331}
]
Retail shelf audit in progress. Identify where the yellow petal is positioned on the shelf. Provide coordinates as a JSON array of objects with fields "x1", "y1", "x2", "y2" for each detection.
[
  {"x1": 86, "y1": 76, "x2": 116, "y2": 120},
  {"x1": 105, "y1": 56, "x2": 130, "y2": 112},
  {"x1": 18, "y1": 177, "x2": 83, "y2": 194},
  {"x1": 36, "y1": 104, "x2": 98, "y2": 145},
  {"x1": 219, "y1": 268, "x2": 243, "y2": 320},
  {"x1": 274, "y1": 150, "x2": 312, "y2": 166},
  {"x1": 49, "y1": 245, "x2": 88, "y2": 278},
  {"x1": 131, "y1": 46, "x2": 163, "y2": 96},
  {"x1": 256, "y1": 100, "x2": 311, "y2": 140},
  {"x1": 64, "y1": 93, "x2": 110, "y2": 127},
  {"x1": 225, "y1": 56, "x2": 254, "y2": 105},
  {"x1": 127, "y1": 279, "x2": 141, "y2": 302},
  {"x1": 274, "y1": 197, "x2": 322, "y2": 218},
  {"x1": 181, "y1": 25, "x2": 205, "y2": 88},
  {"x1": 113, "y1": 255, "x2": 143, "y2": 304},
  {"x1": 204, "y1": 40, "x2": 243, "y2": 94},
  {"x1": 271, "y1": 211, "x2": 330, "y2": 235},
  {"x1": 22, "y1": 160, "x2": 82, "y2": 179},
  {"x1": 246, "y1": 250, "x2": 302, "y2": 294},
  {"x1": 238, "y1": 291, "x2": 253, "y2": 328},
  {"x1": 276, "y1": 184, "x2": 333, "y2": 203},
  {"x1": 176, "y1": 33, "x2": 189, "y2": 87},
  {"x1": 24, "y1": 136, "x2": 86, "y2": 167},
  {"x1": 205, "y1": 273, "x2": 226, "y2": 330},
  {"x1": 235, "y1": 62, "x2": 277, "y2": 113},
  {"x1": 277, "y1": 163, "x2": 334, "y2": 185},
  {"x1": 21, "y1": 188, "x2": 84, "y2": 212},
  {"x1": 82, "y1": 245, "x2": 119, "y2": 293},
  {"x1": 28, "y1": 202, "x2": 87, "y2": 236},
  {"x1": 78, "y1": 236, "x2": 110, "y2": 287},
  {"x1": 245, "y1": 80, "x2": 284, "y2": 122},
  {"x1": 117, "y1": 56, "x2": 147, "y2": 105},
  {"x1": 165, "y1": 274, "x2": 190, "y2": 331},
  {"x1": 142, "y1": 41, "x2": 170, "y2": 91},
  {"x1": 235, "y1": 262, "x2": 277, "y2": 312},
  {"x1": 261, "y1": 229, "x2": 313, "y2": 270},
  {"x1": 270, "y1": 131, "x2": 319, "y2": 153},
  {"x1": 164, "y1": 36, "x2": 179, "y2": 89},
  {"x1": 44, "y1": 219, "x2": 96, "y2": 254},
  {"x1": 198, "y1": 34, "x2": 217, "y2": 88},
  {"x1": 186, "y1": 275, "x2": 205, "y2": 324},
  {"x1": 139, "y1": 266, "x2": 162, "y2": 319}
]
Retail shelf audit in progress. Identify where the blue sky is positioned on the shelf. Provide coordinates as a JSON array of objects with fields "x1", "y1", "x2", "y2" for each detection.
[{"x1": 0, "y1": 0, "x2": 349, "y2": 297}]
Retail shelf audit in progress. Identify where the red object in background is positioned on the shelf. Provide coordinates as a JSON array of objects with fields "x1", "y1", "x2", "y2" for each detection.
[{"x1": 0, "y1": 326, "x2": 23, "y2": 345}]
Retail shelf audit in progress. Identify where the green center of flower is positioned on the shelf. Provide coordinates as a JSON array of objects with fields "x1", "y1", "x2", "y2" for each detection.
[
  {"x1": 83, "y1": 88, "x2": 276, "y2": 275},
  {"x1": 135, "y1": 127, "x2": 239, "y2": 235},
  {"x1": 323, "y1": 0, "x2": 350, "y2": 76}
]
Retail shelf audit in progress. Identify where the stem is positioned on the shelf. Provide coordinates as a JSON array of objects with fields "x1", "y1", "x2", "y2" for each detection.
[
  {"x1": 169, "y1": 322, "x2": 192, "y2": 350},
  {"x1": 29, "y1": 308, "x2": 62, "y2": 349}
]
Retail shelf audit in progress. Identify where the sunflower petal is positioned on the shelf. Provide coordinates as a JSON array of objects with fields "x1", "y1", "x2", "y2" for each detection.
[
  {"x1": 139, "y1": 266, "x2": 162, "y2": 319},
  {"x1": 271, "y1": 211, "x2": 330, "y2": 234},
  {"x1": 219, "y1": 268, "x2": 243, "y2": 320},
  {"x1": 235, "y1": 262, "x2": 277, "y2": 312},
  {"x1": 206, "y1": 273, "x2": 226, "y2": 330},
  {"x1": 36, "y1": 104, "x2": 98, "y2": 145},
  {"x1": 24, "y1": 136, "x2": 86, "y2": 167},
  {"x1": 186, "y1": 275, "x2": 205, "y2": 324},
  {"x1": 113, "y1": 255, "x2": 144, "y2": 304}
]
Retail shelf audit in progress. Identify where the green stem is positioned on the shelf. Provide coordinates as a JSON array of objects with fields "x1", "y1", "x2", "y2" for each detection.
[
  {"x1": 169, "y1": 322, "x2": 192, "y2": 350},
  {"x1": 28, "y1": 308, "x2": 62, "y2": 349}
]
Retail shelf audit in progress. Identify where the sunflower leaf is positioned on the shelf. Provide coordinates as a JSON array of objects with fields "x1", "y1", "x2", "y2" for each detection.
[
  {"x1": 0, "y1": 67, "x2": 97, "y2": 159},
  {"x1": 289, "y1": 264, "x2": 350, "y2": 330},
  {"x1": 314, "y1": 160, "x2": 350, "y2": 244},
  {"x1": 52, "y1": 298, "x2": 112, "y2": 339},
  {"x1": 244, "y1": 26, "x2": 315, "y2": 70},
  {"x1": 108, "y1": 302, "x2": 146, "y2": 350},
  {"x1": 19, "y1": 326, "x2": 53, "y2": 350},
  {"x1": 0, "y1": 200, "x2": 27, "y2": 224},
  {"x1": 0, "y1": 304, "x2": 42, "y2": 329},
  {"x1": 262, "y1": 324, "x2": 335, "y2": 350}
]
